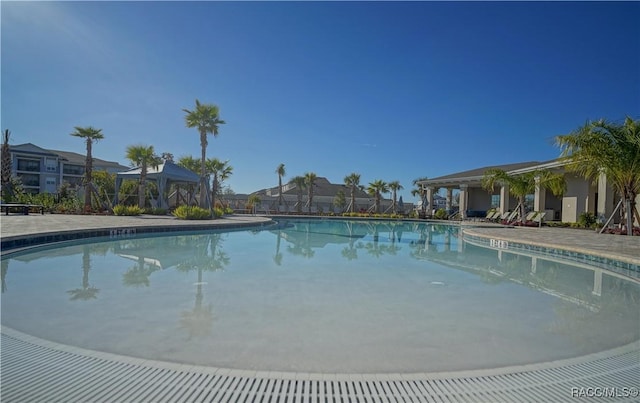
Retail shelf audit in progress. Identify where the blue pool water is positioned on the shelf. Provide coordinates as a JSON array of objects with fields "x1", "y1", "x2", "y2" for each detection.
[{"x1": 1, "y1": 219, "x2": 638, "y2": 373}]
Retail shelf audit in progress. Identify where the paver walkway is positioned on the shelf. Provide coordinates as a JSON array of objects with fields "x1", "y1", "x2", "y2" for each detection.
[{"x1": 461, "y1": 223, "x2": 640, "y2": 266}]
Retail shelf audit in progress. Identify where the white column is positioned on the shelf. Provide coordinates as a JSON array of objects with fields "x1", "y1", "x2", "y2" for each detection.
[
  {"x1": 426, "y1": 186, "x2": 435, "y2": 215},
  {"x1": 500, "y1": 184, "x2": 510, "y2": 214},
  {"x1": 597, "y1": 172, "x2": 614, "y2": 223},
  {"x1": 459, "y1": 184, "x2": 468, "y2": 219}
]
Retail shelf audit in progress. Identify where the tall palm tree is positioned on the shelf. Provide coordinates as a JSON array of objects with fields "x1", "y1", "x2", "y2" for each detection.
[
  {"x1": 206, "y1": 158, "x2": 233, "y2": 209},
  {"x1": 125, "y1": 145, "x2": 161, "y2": 209},
  {"x1": 388, "y1": 180, "x2": 403, "y2": 214},
  {"x1": 1, "y1": 129, "x2": 13, "y2": 200},
  {"x1": 367, "y1": 179, "x2": 389, "y2": 214},
  {"x1": 70, "y1": 126, "x2": 104, "y2": 211},
  {"x1": 411, "y1": 177, "x2": 429, "y2": 215},
  {"x1": 183, "y1": 99, "x2": 225, "y2": 209},
  {"x1": 482, "y1": 169, "x2": 565, "y2": 223},
  {"x1": 344, "y1": 172, "x2": 361, "y2": 213},
  {"x1": 290, "y1": 175, "x2": 307, "y2": 213},
  {"x1": 304, "y1": 172, "x2": 318, "y2": 213},
  {"x1": 276, "y1": 163, "x2": 286, "y2": 206},
  {"x1": 556, "y1": 117, "x2": 640, "y2": 235}
]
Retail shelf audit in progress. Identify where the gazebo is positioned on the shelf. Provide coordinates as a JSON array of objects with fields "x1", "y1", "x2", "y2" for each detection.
[{"x1": 113, "y1": 161, "x2": 200, "y2": 209}]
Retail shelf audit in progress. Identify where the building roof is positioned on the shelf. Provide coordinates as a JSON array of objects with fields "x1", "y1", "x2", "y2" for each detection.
[
  {"x1": 255, "y1": 177, "x2": 372, "y2": 199},
  {"x1": 417, "y1": 159, "x2": 564, "y2": 187},
  {"x1": 9, "y1": 143, "x2": 60, "y2": 158},
  {"x1": 10, "y1": 143, "x2": 128, "y2": 170},
  {"x1": 50, "y1": 149, "x2": 129, "y2": 170},
  {"x1": 116, "y1": 161, "x2": 200, "y2": 184}
]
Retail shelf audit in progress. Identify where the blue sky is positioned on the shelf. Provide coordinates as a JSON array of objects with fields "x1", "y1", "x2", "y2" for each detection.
[{"x1": 2, "y1": 1, "x2": 638, "y2": 202}]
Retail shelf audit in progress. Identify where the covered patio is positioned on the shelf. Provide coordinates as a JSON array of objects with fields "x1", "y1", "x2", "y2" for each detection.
[{"x1": 416, "y1": 160, "x2": 565, "y2": 220}]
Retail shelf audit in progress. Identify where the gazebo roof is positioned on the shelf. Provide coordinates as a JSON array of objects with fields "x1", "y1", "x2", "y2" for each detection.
[{"x1": 116, "y1": 161, "x2": 199, "y2": 183}]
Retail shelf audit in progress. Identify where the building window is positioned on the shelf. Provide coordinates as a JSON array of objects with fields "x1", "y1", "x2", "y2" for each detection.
[
  {"x1": 63, "y1": 176, "x2": 83, "y2": 186},
  {"x1": 17, "y1": 159, "x2": 40, "y2": 172},
  {"x1": 19, "y1": 173, "x2": 40, "y2": 187},
  {"x1": 45, "y1": 158, "x2": 58, "y2": 172},
  {"x1": 63, "y1": 164, "x2": 84, "y2": 175}
]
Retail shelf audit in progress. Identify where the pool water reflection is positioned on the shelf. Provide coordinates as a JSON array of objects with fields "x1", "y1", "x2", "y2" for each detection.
[{"x1": 1, "y1": 219, "x2": 638, "y2": 373}]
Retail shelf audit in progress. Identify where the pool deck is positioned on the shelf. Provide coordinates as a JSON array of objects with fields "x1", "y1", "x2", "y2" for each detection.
[{"x1": 1, "y1": 214, "x2": 639, "y2": 402}]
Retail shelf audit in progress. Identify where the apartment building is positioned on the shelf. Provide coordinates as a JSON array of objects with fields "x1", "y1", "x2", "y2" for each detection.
[{"x1": 7, "y1": 143, "x2": 128, "y2": 194}]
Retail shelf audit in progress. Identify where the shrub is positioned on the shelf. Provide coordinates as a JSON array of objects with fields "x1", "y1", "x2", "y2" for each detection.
[
  {"x1": 578, "y1": 212, "x2": 597, "y2": 228},
  {"x1": 113, "y1": 205, "x2": 143, "y2": 216},
  {"x1": 172, "y1": 205, "x2": 212, "y2": 220},
  {"x1": 434, "y1": 208, "x2": 448, "y2": 220},
  {"x1": 213, "y1": 207, "x2": 224, "y2": 218}
]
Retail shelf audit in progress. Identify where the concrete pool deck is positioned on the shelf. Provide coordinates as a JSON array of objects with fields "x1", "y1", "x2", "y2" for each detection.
[{"x1": 1, "y1": 214, "x2": 639, "y2": 402}]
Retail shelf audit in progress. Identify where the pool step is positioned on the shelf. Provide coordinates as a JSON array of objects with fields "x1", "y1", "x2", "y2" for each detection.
[{"x1": 2, "y1": 328, "x2": 638, "y2": 403}]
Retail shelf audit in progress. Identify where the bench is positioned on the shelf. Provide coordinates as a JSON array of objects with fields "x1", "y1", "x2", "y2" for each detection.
[{"x1": 1, "y1": 203, "x2": 45, "y2": 215}]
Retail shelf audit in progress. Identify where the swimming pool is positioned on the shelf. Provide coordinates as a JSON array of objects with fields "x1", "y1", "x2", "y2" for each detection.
[{"x1": 1, "y1": 218, "x2": 638, "y2": 374}]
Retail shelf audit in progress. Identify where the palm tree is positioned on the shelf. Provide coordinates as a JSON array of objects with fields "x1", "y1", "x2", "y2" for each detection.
[
  {"x1": 125, "y1": 145, "x2": 161, "y2": 209},
  {"x1": 177, "y1": 155, "x2": 201, "y2": 174},
  {"x1": 290, "y1": 175, "x2": 307, "y2": 213},
  {"x1": 206, "y1": 158, "x2": 233, "y2": 209},
  {"x1": 70, "y1": 126, "x2": 104, "y2": 211},
  {"x1": 183, "y1": 99, "x2": 226, "y2": 209},
  {"x1": 1, "y1": 129, "x2": 13, "y2": 200},
  {"x1": 482, "y1": 169, "x2": 565, "y2": 223},
  {"x1": 411, "y1": 177, "x2": 428, "y2": 216},
  {"x1": 275, "y1": 163, "x2": 286, "y2": 206},
  {"x1": 388, "y1": 180, "x2": 403, "y2": 214},
  {"x1": 556, "y1": 117, "x2": 640, "y2": 235},
  {"x1": 367, "y1": 180, "x2": 389, "y2": 214},
  {"x1": 344, "y1": 173, "x2": 361, "y2": 213},
  {"x1": 304, "y1": 172, "x2": 318, "y2": 213}
]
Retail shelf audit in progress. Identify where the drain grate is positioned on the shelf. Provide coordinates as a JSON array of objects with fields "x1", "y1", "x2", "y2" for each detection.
[{"x1": 1, "y1": 329, "x2": 638, "y2": 403}]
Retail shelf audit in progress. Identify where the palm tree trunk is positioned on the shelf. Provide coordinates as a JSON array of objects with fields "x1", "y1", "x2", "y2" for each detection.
[
  {"x1": 625, "y1": 198, "x2": 634, "y2": 236},
  {"x1": 211, "y1": 173, "x2": 218, "y2": 211},
  {"x1": 519, "y1": 196, "x2": 525, "y2": 222},
  {"x1": 392, "y1": 190, "x2": 397, "y2": 214},
  {"x1": 200, "y1": 132, "x2": 207, "y2": 208},
  {"x1": 351, "y1": 188, "x2": 356, "y2": 213},
  {"x1": 84, "y1": 140, "x2": 93, "y2": 211},
  {"x1": 139, "y1": 163, "x2": 146, "y2": 209}
]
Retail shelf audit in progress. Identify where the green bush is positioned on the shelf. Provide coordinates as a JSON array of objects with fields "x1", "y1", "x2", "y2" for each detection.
[
  {"x1": 434, "y1": 208, "x2": 448, "y2": 220},
  {"x1": 578, "y1": 212, "x2": 597, "y2": 228},
  {"x1": 113, "y1": 205, "x2": 143, "y2": 216},
  {"x1": 213, "y1": 207, "x2": 224, "y2": 218},
  {"x1": 172, "y1": 205, "x2": 212, "y2": 220}
]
